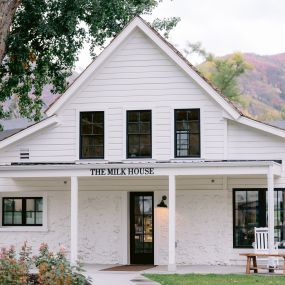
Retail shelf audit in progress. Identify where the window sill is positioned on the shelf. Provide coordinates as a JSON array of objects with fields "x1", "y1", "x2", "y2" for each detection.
[
  {"x1": 122, "y1": 159, "x2": 156, "y2": 164},
  {"x1": 75, "y1": 159, "x2": 108, "y2": 164},
  {"x1": 170, "y1": 158, "x2": 204, "y2": 163},
  {"x1": 0, "y1": 226, "x2": 48, "y2": 232}
]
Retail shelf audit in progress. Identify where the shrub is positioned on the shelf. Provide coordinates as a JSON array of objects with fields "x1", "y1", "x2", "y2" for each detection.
[
  {"x1": 0, "y1": 242, "x2": 32, "y2": 285},
  {"x1": 0, "y1": 243, "x2": 90, "y2": 285},
  {"x1": 34, "y1": 243, "x2": 89, "y2": 285}
]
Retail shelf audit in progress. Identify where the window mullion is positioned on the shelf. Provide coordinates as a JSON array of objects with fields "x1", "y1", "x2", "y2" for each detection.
[{"x1": 23, "y1": 198, "x2": 26, "y2": 226}]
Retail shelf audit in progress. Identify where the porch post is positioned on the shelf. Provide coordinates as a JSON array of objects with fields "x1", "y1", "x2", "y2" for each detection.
[
  {"x1": 267, "y1": 166, "x2": 274, "y2": 253},
  {"x1": 168, "y1": 174, "x2": 176, "y2": 271},
  {"x1": 70, "y1": 176, "x2": 78, "y2": 264}
]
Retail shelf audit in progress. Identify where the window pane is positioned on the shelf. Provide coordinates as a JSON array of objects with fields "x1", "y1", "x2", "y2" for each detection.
[
  {"x1": 128, "y1": 135, "x2": 139, "y2": 145},
  {"x1": 128, "y1": 123, "x2": 139, "y2": 134},
  {"x1": 93, "y1": 123, "x2": 104, "y2": 135},
  {"x1": 13, "y1": 212, "x2": 22, "y2": 224},
  {"x1": 81, "y1": 123, "x2": 92, "y2": 135},
  {"x1": 36, "y1": 198, "x2": 43, "y2": 211},
  {"x1": 140, "y1": 145, "x2": 151, "y2": 157},
  {"x1": 4, "y1": 199, "x2": 13, "y2": 211},
  {"x1": 235, "y1": 191, "x2": 247, "y2": 209},
  {"x1": 188, "y1": 110, "x2": 199, "y2": 120},
  {"x1": 36, "y1": 212, "x2": 43, "y2": 224},
  {"x1": 176, "y1": 110, "x2": 187, "y2": 121},
  {"x1": 189, "y1": 122, "x2": 199, "y2": 133},
  {"x1": 26, "y1": 212, "x2": 35, "y2": 224},
  {"x1": 14, "y1": 199, "x2": 22, "y2": 211},
  {"x1": 189, "y1": 134, "x2": 200, "y2": 156},
  {"x1": 128, "y1": 112, "x2": 139, "y2": 122},
  {"x1": 140, "y1": 111, "x2": 151, "y2": 122},
  {"x1": 26, "y1": 199, "x2": 35, "y2": 211},
  {"x1": 140, "y1": 135, "x2": 151, "y2": 145},
  {"x1": 3, "y1": 212, "x2": 12, "y2": 224},
  {"x1": 140, "y1": 122, "x2": 150, "y2": 133},
  {"x1": 36, "y1": 199, "x2": 43, "y2": 211},
  {"x1": 93, "y1": 112, "x2": 104, "y2": 122},
  {"x1": 128, "y1": 145, "x2": 139, "y2": 158}
]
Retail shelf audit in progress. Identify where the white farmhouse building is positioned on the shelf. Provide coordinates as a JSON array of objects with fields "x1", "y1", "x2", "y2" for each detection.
[{"x1": 0, "y1": 17, "x2": 285, "y2": 270}]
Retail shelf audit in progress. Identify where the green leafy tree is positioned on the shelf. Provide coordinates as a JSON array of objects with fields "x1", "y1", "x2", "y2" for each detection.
[
  {"x1": 0, "y1": 0, "x2": 179, "y2": 128},
  {"x1": 184, "y1": 42, "x2": 250, "y2": 101}
]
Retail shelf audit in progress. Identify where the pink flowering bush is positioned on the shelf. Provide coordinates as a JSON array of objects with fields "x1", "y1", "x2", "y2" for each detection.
[
  {"x1": 35, "y1": 243, "x2": 89, "y2": 285},
  {"x1": 0, "y1": 243, "x2": 90, "y2": 285},
  {"x1": 0, "y1": 242, "x2": 32, "y2": 285}
]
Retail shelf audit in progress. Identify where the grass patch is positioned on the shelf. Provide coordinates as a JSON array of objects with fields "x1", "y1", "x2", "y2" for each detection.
[{"x1": 144, "y1": 274, "x2": 285, "y2": 285}]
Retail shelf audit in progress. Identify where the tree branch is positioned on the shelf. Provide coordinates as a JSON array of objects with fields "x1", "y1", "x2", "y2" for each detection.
[{"x1": 0, "y1": 0, "x2": 22, "y2": 63}]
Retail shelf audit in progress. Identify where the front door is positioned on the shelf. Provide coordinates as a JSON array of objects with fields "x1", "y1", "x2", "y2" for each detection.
[{"x1": 130, "y1": 192, "x2": 154, "y2": 264}]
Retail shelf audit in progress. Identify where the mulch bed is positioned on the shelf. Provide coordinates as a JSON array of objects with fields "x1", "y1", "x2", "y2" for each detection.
[{"x1": 101, "y1": 265, "x2": 156, "y2": 271}]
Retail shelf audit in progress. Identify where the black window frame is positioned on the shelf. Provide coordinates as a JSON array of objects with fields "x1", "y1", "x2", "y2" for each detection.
[
  {"x1": 2, "y1": 197, "x2": 43, "y2": 226},
  {"x1": 80, "y1": 111, "x2": 104, "y2": 159},
  {"x1": 174, "y1": 108, "x2": 201, "y2": 158},
  {"x1": 126, "y1": 110, "x2": 152, "y2": 159},
  {"x1": 233, "y1": 188, "x2": 285, "y2": 248}
]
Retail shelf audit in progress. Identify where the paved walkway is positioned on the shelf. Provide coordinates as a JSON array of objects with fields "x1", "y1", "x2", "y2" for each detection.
[{"x1": 84, "y1": 264, "x2": 245, "y2": 285}]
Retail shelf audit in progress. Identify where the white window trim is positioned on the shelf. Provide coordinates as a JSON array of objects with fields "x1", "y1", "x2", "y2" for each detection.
[
  {"x1": 170, "y1": 105, "x2": 205, "y2": 160},
  {"x1": 0, "y1": 193, "x2": 48, "y2": 232},
  {"x1": 75, "y1": 107, "x2": 109, "y2": 161}
]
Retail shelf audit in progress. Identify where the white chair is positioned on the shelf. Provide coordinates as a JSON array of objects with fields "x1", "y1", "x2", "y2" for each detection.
[{"x1": 252, "y1": 227, "x2": 279, "y2": 268}]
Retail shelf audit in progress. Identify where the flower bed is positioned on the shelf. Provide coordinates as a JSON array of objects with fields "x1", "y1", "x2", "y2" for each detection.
[{"x1": 0, "y1": 242, "x2": 92, "y2": 285}]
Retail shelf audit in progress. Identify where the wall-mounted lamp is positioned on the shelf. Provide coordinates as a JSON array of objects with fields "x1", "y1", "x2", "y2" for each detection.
[{"x1": 157, "y1": 195, "x2": 167, "y2": 208}]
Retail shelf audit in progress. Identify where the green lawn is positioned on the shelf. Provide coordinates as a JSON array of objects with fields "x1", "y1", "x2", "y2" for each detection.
[{"x1": 144, "y1": 274, "x2": 285, "y2": 285}]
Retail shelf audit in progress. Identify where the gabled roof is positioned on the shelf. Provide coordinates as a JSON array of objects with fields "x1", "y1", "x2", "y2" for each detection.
[
  {"x1": 45, "y1": 16, "x2": 242, "y2": 119},
  {"x1": 1, "y1": 16, "x2": 285, "y2": 147}
]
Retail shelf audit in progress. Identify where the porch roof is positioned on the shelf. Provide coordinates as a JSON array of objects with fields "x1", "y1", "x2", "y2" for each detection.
[{"x1": 0, "y1": 160, "x2": 281, "y2": 178}]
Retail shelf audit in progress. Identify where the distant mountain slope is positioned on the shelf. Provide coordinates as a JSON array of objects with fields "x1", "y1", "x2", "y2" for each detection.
[{"x1": 237, "y1": 53, "x2": 285, "y2": 120}]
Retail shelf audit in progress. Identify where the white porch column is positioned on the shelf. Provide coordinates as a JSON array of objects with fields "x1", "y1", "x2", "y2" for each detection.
[
  {"x1": 70, "y1": 176, "x2": 78, "y2": 264},
  {"x1": 168, "y1": 174, "x2": 176, "y2": 271},
  {"x1": 267, "y1": 166, "x2": 275, "y2": 253}
]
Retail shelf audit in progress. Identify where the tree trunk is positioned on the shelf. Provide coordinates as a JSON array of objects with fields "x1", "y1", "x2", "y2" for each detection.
[{"x1": 0, "y1": 0, "x2": 21, "y2": 63}]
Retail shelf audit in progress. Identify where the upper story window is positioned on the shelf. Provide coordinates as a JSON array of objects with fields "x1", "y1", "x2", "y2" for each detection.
[
  {"x1": 175, "y1": 109, "x2": 200, "y2": 158},
  {"x1": 80, "y1": 111, "x2": 104, "y2": 159},
  {"x1": 2, "y1": 197, "x2": 43, "y2": 226},
  {"x1": 127, "y1": 110, "x2": 152, "y2": 158}
]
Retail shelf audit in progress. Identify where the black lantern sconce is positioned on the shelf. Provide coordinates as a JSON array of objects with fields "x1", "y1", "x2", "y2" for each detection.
[{"x1": 157, "y1": 195, "x2": 167, "y2": 208}]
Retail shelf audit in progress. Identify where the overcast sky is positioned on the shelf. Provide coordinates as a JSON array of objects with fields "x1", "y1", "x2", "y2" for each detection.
[{"x1": 76, "y1": 0, "x2": 285, "y2": 70}]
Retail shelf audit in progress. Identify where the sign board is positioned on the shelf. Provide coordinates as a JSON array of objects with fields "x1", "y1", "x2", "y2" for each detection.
[{"x1": 90, "y1": 167, "x2": 154, "y2": 176}]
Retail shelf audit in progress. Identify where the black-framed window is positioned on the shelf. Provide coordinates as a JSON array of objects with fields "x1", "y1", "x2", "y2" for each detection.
[
  {"x1": 80, "y1": 111, "x2": 104, "y2": 159},
  {"x1": 2, "y1": 197, "x2": 43, "y2": 226},
  {"x1": 127, "y1": 110, "x2": 152, "y2": 158},
  {"x1": 233, "y1": 188, "x2": 285, "y2": 248},
  {"x1": 175, "y1": 109, "x2": 200, "y2": 157}
]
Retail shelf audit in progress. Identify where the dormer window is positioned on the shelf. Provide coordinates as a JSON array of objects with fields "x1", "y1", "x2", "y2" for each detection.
[
  {"x1": 80, "y1": 111, "x2": 104, "y2": 159},
  {"x1": 175, "y1": 109, "x2": 200, "y2": 157}
]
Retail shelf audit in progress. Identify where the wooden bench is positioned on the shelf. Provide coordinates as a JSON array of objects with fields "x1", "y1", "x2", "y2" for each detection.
[{"x1": 240, "y1": 253, "x2": 285, "y2": 275}]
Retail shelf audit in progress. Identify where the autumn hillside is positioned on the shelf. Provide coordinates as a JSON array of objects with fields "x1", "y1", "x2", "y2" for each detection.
[{"x1": 233, "y1": 53, "x2": 285, "y2": 120}]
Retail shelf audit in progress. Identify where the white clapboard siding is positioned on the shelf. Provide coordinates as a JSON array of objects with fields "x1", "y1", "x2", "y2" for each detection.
[
  {"x1": 228, "y1": 121, "x2": 285, "y2": 160},
  {"x1": 0, "y1": 29, "x2": 227, "y2": 163}
]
